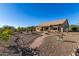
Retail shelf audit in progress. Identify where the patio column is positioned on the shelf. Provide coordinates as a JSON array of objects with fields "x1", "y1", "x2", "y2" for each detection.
[
  {"x1": 49, "y1": 26, "x2": 51, "y2": 30},
  {"x1": 61, "y1": 27, "x2": 63, "y2": 32},
  {"x1": 43, "y1": 27, "x2": 45, "y2": 31}
]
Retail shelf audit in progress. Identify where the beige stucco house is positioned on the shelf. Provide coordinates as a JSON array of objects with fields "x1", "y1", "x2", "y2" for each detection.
[{"x1": 36, "y1": 19, "x2": 69, "y2": 32}]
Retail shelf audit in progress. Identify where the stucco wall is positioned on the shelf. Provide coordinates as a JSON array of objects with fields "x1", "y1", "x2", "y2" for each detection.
[{"x1": 36, "y1": 20, "x2": 69, "y2": 32}]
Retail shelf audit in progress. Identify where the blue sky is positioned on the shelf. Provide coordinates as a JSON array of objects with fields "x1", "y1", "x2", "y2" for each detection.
[{"x1": 0, "y1": 3, "x2": 79, "y2": 27}]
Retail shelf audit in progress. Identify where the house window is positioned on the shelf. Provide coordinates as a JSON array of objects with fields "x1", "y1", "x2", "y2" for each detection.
[
  {"x1": 44, "y1": 27, "x2": 49, "y2": 31},
  {"x1": 53, "y1": 28, "x2": 57, "y2": 30}
]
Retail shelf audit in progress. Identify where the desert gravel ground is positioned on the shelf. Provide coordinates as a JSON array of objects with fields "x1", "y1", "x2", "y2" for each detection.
[
  {"x1": 37, "y1": 32, "x2": 79, "y2": 56},
  {"x1": 0, "y1": 32, "x2": 42, "y2": 56},
  {"x1": 8, "y1": 32, "x2": 42, "y2": 47},
  {"x1": 0, "y1": 32, "x2": 79, "y2": 56}
]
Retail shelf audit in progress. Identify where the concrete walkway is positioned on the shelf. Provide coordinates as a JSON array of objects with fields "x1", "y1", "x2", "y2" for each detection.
[{"x1": 30, "y1": 33, "x2": 49, "y2": 48}]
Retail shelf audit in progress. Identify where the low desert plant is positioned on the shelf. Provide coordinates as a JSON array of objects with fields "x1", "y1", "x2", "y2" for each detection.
[
  {"x1": 0, "y1": 26, "x2": 15, "y2": 41},
  {"x1": 26, "y1": 26, "x2": 35, "y2": 33},
  {"x1": 16, "y1": 27, "x2": 26, "y2": 32}
]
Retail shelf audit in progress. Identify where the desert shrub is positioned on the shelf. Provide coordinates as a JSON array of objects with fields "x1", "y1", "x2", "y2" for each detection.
[
  {"x1": 26, "y1": 26, "x2": 35, "y2": 32},
  {"x1": 16, "y1": 27, "x2": 26, "y2": 32},
  {"x1": 2, "y1": 29, "x2": 13, "y2": 34},
  {"x1": 2, "y1": 25, "x2": 15, "y2": 31},
  {"x1": 69, "y1": 25, "x2": 79, "y2": 32},
  {"x1": 71, "y1": 27, "x2": 78, "y2": 32},
  {"x1": 0, "y1": 26, "x2": 15, "y2": 41},
  {"x1": 0, "y1": 33, "x2": 11, "y2": 41}
]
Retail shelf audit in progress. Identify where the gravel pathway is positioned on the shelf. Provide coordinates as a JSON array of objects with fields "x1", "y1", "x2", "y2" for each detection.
[{"x1": 30, "y1": 33, "x2": 49, "y2": 49}]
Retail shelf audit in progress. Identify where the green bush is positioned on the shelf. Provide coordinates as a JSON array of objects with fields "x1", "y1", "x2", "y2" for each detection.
[
  {"x1": 2, "y1": 26, "x2": 15, "y2": 31},
  {"x1": 16, "y1": 27, "x2": 26, "y2": 32},
  {"x1": 0, "y1": 33, "x2": 11, "y2": 41},
  {"x1": 0, "y1": 26, "x2": 15, "y2": 41},
  {"x1": 69, "y1": 25, "x2": 79, "y2": 31},
  {"x1": 26, "y1": 26, "x2": 35, "y2": 32}
]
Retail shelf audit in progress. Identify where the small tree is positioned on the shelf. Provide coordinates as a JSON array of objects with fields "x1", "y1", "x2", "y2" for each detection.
[
  {"x1": 16, "y1": 27, "x2": 26, "y2": 33},
  {"x1": 69, "y1": 25, "x2": 79, "y2": 32},
  {"x1": 2, "y1": 25, "x2": 15, "y2": 31},
  {"x1": 0, "y1": 26, "x2": 15, "y2": 41},
  {"x1": 26, "y1": 26, "x2": 35, "y2": 33}
]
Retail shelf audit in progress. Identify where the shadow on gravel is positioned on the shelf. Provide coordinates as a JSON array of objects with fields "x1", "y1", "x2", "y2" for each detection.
[
  {"x1": 5, "y1": 45, "x2": 40, "y2": 56},
  {"x1": 63, "y1": 40, "x2": 77, "y2": 43}
]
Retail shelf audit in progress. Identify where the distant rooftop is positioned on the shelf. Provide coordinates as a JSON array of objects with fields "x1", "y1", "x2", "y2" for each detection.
[{"x1": 38, "y1": 19, "x2": 68, "y2": 27}]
